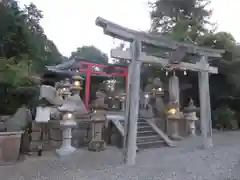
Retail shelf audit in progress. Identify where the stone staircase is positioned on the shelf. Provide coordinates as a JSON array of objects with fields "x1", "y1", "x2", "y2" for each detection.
[
  {"x1": 110, "y1": 88, "x2": 173, "y2": 149},
  {"x1": 137, "y1": 118, "x2": 166, "y2": 149},
  {"x1": 116, "y1": 117, "x2": 168, "y2": 149}
]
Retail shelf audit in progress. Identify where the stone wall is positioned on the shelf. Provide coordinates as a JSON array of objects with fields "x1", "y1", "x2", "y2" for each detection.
[{"x1": 30, "y1": 120, "x2": 92, "y2": 151}]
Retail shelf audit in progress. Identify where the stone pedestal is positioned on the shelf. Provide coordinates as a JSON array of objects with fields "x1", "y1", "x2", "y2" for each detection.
[
  {"x1": 88, "y1": 111, "x2": 106, "y2": 152},
  {"x1": 56, "y1": 119, "x2": 76, "y2": 156},
  {"x1": 167, "y1": 112, "x2": 183, "y2": 140},
  {"x1": 168, "y1": 119, "x2": 183, "y2": 140},
  {"x1": 188, "y1": 120, "x2": 196, "y2": 135}
]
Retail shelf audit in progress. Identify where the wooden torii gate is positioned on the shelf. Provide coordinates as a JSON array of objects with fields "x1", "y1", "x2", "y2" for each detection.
[{"x1": 96, "y1": 17, "x2": 224, "y2": 165}]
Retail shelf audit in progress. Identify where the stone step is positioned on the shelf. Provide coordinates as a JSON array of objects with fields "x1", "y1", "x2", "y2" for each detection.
[
  {"x1": 119, "y1": 120, "x2": 149, "y2": 127},
  {"x1": 113, "y1": 119, "x2": 167, "y2": 149},
  {"x1": 137, "y1": 130, "x2": 157, "y2": 137},
  {"x1": 137, "y1": 125, "x2": 153, "y2": 131},
  {"x1": 137, "y1": 121, "x2": 149, "y2": 126},
  {"x1": 137, "y1": 139, "x2": 165, "y2": 149},
  {"x1": 137, "y1": 135, "x2": 161, "y2": 143}
]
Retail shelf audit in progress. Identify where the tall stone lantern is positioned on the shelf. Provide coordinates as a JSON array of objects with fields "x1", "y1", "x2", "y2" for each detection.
[
  {"x1": 55, "y1": 78, "x2": 79, "y2": 156},
  {"x1": 88, "y1": 90, "x2": 108, "y2": 151}
]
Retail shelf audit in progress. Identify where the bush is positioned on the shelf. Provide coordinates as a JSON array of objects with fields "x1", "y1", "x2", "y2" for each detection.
[{"x1": 213, "y1": 106, "x2": 235, "y2": 130}]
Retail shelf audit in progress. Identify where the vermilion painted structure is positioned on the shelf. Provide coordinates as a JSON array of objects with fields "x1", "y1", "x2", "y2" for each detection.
[
  {"x1": 45, "y1": 59, "x2": 128, "y2": 110},
  {"x1": 77, "y1": 61, "x2": 128, "y2": 109}
]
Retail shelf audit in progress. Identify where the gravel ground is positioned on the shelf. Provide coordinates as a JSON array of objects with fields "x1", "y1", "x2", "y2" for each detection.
[{"x1": 1, "y1": 131, "x2": 240, "y2": 180}]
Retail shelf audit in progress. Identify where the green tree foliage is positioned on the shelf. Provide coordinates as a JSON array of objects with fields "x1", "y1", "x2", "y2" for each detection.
[
  {"x1": 149, "y1": 0, "x2": 240, "y2": 114},
  {"x1": 150, "y1": 0, "x2": 212, "y2": 41},
  {"x1": 70, "y1": 46, "x2": 108, "y2": 64},
  {"x1": 213, "y1": 105, "x2": 236, "y2": 129},
  {"x1": 0, "y1": 0, "x2": 63, "y2": 85},
  {"x1": 0, "y1": 0, "x2": 63, "y2": 113}
]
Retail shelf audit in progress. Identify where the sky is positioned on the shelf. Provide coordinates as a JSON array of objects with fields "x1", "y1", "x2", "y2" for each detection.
[{"x1": 18, "y1": 0, "x2": 240, "y2": 57}]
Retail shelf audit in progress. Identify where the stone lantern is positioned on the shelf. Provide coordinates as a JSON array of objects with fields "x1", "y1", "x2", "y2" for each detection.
[
  {"x1": 88, "y1": 90, "x2": 108, "y2": 151},
  {"x1": 152, "y1": 77, "x2": 164, "y2": 97},
  {"x1": 166, "y1": 99, "x2": 183, "y2": 140},
  {"x1": 55, "y1": 108, "x2": 77, "y2": 156},
  {"x1": 55, "y1": 79, "x2": 77, "y2": 156},
  {"x1": 183, "y1": 99, "x2": 199, "y2": 135},
  {"x1": 71, "y1": 75, "x2": 83, "y2": 92},
  {"x1": 118, "y1": 92, "x2": 126, "y2": 111},
  {"x1": 143, "y1": 77, "x2": 164, "y2": 110},
  {"x1": 88, "y1": 110, "x2": 107, "y2": 151},
  {"x1": 56, "y1": 78, "x2": 71, "y2": 99}
]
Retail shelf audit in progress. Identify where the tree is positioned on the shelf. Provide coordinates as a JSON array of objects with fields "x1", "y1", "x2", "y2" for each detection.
[
  {"x1": 0, "y1": 0, "x2": 63, "y2": 113},
  {"x1": 23, "y1": 3, "x2": 62, "y2": 72},
  {"x1": 0, "y1": 0, "x2": 63, "y2": 83},
  {"x1": 70, "y1": 46, "x2": 108, "y2": 64},
  {"x1": 148, "y1": 0, "x2": 240, "y2": 115},
  {"x1": 150, "y1": 0, "x2": 212, "y2": 41}
]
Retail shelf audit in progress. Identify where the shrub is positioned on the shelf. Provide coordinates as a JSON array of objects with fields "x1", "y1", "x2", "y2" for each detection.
[{"x1": 213, "y1": 106, "x2": 235, "y2": 130}]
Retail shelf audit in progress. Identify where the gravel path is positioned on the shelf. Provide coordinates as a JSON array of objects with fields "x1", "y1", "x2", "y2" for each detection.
[{"x1": 1, "y1": 131, "x2": 240, "y2": 180}]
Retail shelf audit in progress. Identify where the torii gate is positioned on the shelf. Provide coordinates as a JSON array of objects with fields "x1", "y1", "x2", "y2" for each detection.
[{"x1": 96, "y1": 17, "x2": 224, "y2": 165}]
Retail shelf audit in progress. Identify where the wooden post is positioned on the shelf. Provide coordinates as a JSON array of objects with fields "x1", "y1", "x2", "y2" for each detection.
[
  {"x1": 84, "y1": 65, "x2": 92, "y2": 110},
  {"x1": 198, "y1": 55, "x2": 213, "y2": 148},
  {"x1": 124, "y1": 40, "x2": 141, "y2": 165}
]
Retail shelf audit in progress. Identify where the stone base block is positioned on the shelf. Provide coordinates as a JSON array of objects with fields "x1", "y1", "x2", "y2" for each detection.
[{"x1": 88, "y1": 140, "x2": 106, "y2": 152}]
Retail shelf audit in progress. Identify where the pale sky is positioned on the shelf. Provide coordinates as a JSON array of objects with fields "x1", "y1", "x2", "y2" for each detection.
[{"x1": 18, "y1": 0, "x2": 239, "y2": 57}]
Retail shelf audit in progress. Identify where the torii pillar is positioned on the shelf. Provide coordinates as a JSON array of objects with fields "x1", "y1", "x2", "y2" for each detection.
[
  {"x1": 198, "y1": 55, "x2": 213, "y2": 148},
  {"x1": 124, "y1": 40, "x2": 141, "y2": 165}
]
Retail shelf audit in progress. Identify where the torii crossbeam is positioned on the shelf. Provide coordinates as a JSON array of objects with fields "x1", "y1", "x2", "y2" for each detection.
[{"x1": 111, "y1": 49, "x2": 218, "y2": 73}]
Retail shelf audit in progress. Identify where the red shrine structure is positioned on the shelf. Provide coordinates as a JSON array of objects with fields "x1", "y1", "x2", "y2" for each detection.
[{"x1": 43, "y1": 58, "x2": 128, "y2": 109}]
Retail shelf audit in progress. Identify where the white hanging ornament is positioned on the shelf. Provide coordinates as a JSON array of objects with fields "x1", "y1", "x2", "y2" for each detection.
[{"x1": 184, "y1": 70, "x2": 187, "y2": 75}]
